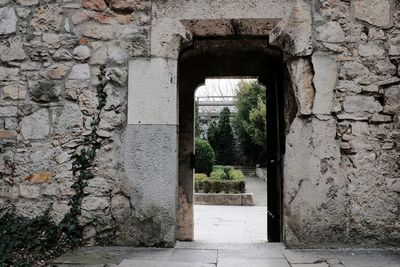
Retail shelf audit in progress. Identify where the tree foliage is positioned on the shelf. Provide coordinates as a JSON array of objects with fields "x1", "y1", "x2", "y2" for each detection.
[
  {"x1": 233, "y1": 80, "x2": 267, "y2": 164},
  {"x1": 207, "y1": 107, "x2": 234, "y2": 165},
  {"x1": 195, "y1": 101, "x2": 201, "y2": 138}
]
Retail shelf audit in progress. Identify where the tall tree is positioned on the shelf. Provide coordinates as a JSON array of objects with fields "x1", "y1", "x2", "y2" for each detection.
[
  {"x1": 195, "y1": 100, "x2": 201, "y2": 138},
  {"x1": 233, "y1": 81, "x2": 267, "y2": 165},
  {"x1": 207, "y1": 120, "x2": 218, "y2": 150},
  {"x1": 216, "y1": 107, "x2": 234, "y2": 165}
]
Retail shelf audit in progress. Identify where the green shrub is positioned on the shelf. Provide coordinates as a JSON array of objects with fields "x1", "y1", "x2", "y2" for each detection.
[
  {"x1": 210, "y1": 169, "x2": 228, "y2": 180},
  {"x1": 194, "y1": 166, "x2": 246, "y2": 194},
  {"x1": 194, "y1": 179, "x2": 246, "y2": 194},
  {"x1": 195, "y1": 173, "x2": 207, "y2": 181},
  {"x1": 195, "y1": 138, "x2": 215, "y2": 176},
  {"x1": 228, "y1": 169, "x2": 245, "y2": 180}
]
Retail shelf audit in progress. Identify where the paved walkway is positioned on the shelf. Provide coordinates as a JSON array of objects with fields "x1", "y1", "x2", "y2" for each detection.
[
  {"x1": 194, "y1": 205, "x2": 267, "y2": 243},
  {"x1": 245, "y1": 175, "x2": 267, "y2": 206},
  {"x1": 53, "y1": 244, "x2": 400, "y2": 266},
  {"x1": 194, "y1": 173, "x2": 268, "y2": 243}
]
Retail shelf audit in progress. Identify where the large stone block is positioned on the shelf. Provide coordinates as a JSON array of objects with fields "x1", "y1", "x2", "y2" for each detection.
[
  {"x1": 0, "y1": 7, "x2": 17, "y2": 35},
  {"x1": 31, "y1": 3, "x2": 63, "y2": 32},
  {"x1": 284, "y1": 117, "x2": 347, "y2": 247},
  {"x1": 383, "y1": 85, "x2": 400, "y2": 115},
  {"x1": 353, "y1": 0, "x2": 392, "y2": 28},
  {"x1": 312, "y1": 53, "x2": 337, "y2": 114},
  {"x1": 343, "y1": 95, "x2": 383, "y2": 114},
  {"x1": 128, "y1": 58, "x2": 178, "y2": 125},
  {"x1": 124, "y1": 124, "x2": 178, "y2": 245},
  {"x1": 20, "y1": 109, "x2": 50, "y2": 139},
  {"x1": 288, "y1": 57, "x2": 314, "y2": 115},
  {"x1": 270, "y1": 0, "x2": 313, "y2": 56}
]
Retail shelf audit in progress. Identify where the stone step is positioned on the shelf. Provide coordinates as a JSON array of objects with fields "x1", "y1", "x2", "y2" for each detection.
[{"x1": 118, "y1": 259, "x2": 215, "y2": 267}]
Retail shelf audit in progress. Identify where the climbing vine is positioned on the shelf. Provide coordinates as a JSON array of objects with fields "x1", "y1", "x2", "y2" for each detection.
[
  {"x1": 62, "y1": 65, "x2": 109, "y2": 242},
  {"x1": 0, "y1": 66, "x2": 109, "y2": 266}
]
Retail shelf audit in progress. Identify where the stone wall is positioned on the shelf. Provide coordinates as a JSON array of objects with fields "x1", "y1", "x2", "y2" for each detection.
[
  {"x1": 0, "y1": 0, "x2": 153, "y2": 246},
  {"x1": 282, "y1": 0, "x2": 400, "y2": 248},
  {"x1": 0, "y1": 0, "x2": 399, "y2": 249}
]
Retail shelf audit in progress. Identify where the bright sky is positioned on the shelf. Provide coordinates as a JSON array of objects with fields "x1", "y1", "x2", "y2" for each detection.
[{"x1": 195, "y1": 78, "x2": 257, "y2": 100}]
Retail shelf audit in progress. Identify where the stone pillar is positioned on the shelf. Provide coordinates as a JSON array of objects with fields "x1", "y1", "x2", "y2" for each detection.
[{"x1": 125, "y1": 58, "x2": 178, "y2": 246}]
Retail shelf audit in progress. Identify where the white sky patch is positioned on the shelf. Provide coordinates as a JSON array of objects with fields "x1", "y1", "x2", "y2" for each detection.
[{"x1": 195, "y1": 78, "x2": 257, "y2": 101}]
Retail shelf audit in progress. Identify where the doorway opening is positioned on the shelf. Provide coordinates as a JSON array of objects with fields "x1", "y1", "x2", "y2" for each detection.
[{"x1": 177, "y1": 38, "x2": 292, "y2": 243}]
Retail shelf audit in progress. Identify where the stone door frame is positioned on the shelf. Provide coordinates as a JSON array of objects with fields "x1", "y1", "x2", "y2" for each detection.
[{"x1": 125, "y1": 0, "x2": 313, "y2": 246}]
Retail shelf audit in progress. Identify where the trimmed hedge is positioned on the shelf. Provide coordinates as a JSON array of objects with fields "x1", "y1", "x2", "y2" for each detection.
[
  {"x1": 195, "y1": 179, "x2": 245, "y2": 194},
  {"x1": 195, "y1": 166, "x2": 245, "y2": 194}
]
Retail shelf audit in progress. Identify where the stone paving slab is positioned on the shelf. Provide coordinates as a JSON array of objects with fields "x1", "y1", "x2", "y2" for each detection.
[
  {"x1": 283, "y1": 249, "x2": 400, "y2": 267},
  {"x1": 53, "y1": 245, "x2": 400, "y2": 267},
  {"x1": 217, "y1": 258, "x2": 290, "y2": 267},
  {"x1": 52, "y1": 247, "x2": 173, "y2": 266},
  {"x1": 168, "y1": 248, "x2": 218, "y2": 264},
  {"x1": 118, "y1": 259, "x2": 215, "y2": 267},
  {"x1": 218, "y1": 249, "x2": 285, "y2": 259}
]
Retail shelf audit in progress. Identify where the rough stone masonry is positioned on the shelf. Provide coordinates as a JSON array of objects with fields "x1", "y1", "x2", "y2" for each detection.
[{"x1": 0, "y1": 0, "x2": 398, "y2": 249}]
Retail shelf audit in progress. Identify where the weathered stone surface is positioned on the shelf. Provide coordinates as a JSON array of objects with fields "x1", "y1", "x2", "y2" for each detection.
[
  {"x1": 31, "y1": 3, "x2": 63, "y2": 32},
  {"x1": 16, "y1": 0, "x2": 39, "y2": 6},
  {"x1": 284, "y1": 117, "x2": 347, "y2": 246},
  {"x1": 42, "y1": 33, "x2": 61, "y2": 49},
  {"x1": 52, "y1": 48, "x2": 73, "y2": 61},
  {"x1": 90, "y1": 42, "x2": 108, "y2": 65},
  {"x1": 316, "y1": 22, "x2": 345, "y2": 43},
  {"x1": 0, "y1": 67, "x2": 18, "y2": 81},
  {"x1": 108, "y1": 43, "x2": 128, "y2": 64},
  {"x1": 0, "y1": 0, "x2": 9, "y2": 7},
  {"x1": 51, "y1": 202, "x2": 71, "y2": 224},
  {"x1": 69, "y1": 63, "x2": 90, "y2": 80},
  {"x1": 43, "y1": 64, "x2": 70, "y2": 80},
  {"x1": 0, "y1": 106, "x2": 17, "y2": 116},
  {"x1": 337, "y1": 81, "x2": 362, "y2": 93},
  {"x1": 270, "y1": 0, "x2": 312, "y2": 56},
  {"x1": 84, "y1": 177, "x2": 112, "y2": 196},
  {"x1": 339, "y1": 62, "x2": 370, "y2": 80},
  {"x1": 30, "y1": 80, "x2": 61, "y2": 102},
  {"x1": 0, "y1": 37, "x2": 26, "y2": 62},
  {"x1": 82, "y1": 196, "x2": 110, "y2": 211},
  {"x1": 54, "y1": 102, "x2": 84, "y2": 134},
  {"x1": 0, "y1": 130, "x2": 16, "y2": 139},
  {"x1": 2, "y1": 83, "x2": 27, "y2": 100},
  {"x1": 109, "y1": 0, "x2": 135, "y2": 12},
  {"x1": 80, "y1": 23, "x2": 115, "y2": 40},
  {"x1": 383, "y1": 85, "x2": 400, "y2": 115},
  {"x1": 78, "y1": 89, "x2": 98, "y2": 116},
  {"x1": 111, "y1": 194, "x2": 131, "y2": 222},
  {"x1": 26, "y1": 172, "x2": 53, "y2": 183},
  {"x1": 83, "y1": 0, "x2": 107, "y2": 11},
  {"x1": 369, "y1": 114, "x2": 392, "y2": 123},
  {"x1": 0, "y1": 7, "x2": 17, "y2": 35},
  {"x1": 19, "y1": 185, "x2": 41, "y2": 199},
  {"x1": 124, "y1": 124, "x2": 178, "y2": 245},
  {"x1": 20, "y1": 109, "x2": 50, "y2": 139},
  {"x1": 73, "y1": 45, "x2": 91, "y2": 60},
  {"x1": 106, "y1": 67, "x2": 127, "y2": 85},
  {"x1": 343, "y1": 96, "x2": 383, "y2": 114},
  {"x1": 386, "y1": 178, "x2": 400, "y2": 193},
  {"x1": 288, "y1": 57, "x2": 314, "y2": 115},
  {"x1": 312, "y1": 54, "x2": 337, "y2": 114},
  {"x1": 359, "y1": 43, "x2": 385, "y2": 57},
  {"x1": 354, "y1": 0, "x2": 392, "y2": 28}
]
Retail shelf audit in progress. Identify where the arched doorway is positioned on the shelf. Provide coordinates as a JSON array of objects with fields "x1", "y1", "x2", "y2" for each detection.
[{"x1": 177, "y1": 38, "x2": 293, "y2": 242}]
